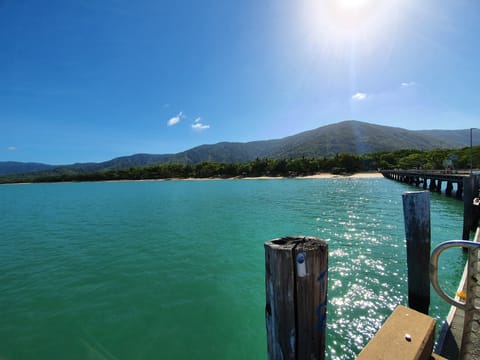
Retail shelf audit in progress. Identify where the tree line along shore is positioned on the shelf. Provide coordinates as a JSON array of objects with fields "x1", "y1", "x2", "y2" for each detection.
[{"x1": 1, "y1": 146, "x2": 479, "y2": 184}]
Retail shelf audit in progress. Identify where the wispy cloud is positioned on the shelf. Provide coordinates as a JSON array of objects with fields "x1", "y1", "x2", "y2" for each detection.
[
  {"x1": 192, "y1": 117, "x2": 210, "y2": 131},
  {"x1": 401, "y1": 81, "x2": 416, "y2": 87},
  {"x1": 352, "y1": 92, "x2": 367, "y2": 101},
  {"x1": 167, "y1": 111, "x2": 184, "y2": 126},
  {"x1": 7, "y1": 146, "x2": 17, "y2": 151}
]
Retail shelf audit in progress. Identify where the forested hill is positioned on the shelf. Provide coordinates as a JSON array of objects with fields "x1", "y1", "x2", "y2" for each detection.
[
  {"x1": 140, "y1": 121, "x2": 478, "y2": 165},
  {"x1": 0, "y1": 162, "x2": 55, "y2": 176},
  {"x1": 2, "y1": 120, "x2": 479, "y2": 176}
]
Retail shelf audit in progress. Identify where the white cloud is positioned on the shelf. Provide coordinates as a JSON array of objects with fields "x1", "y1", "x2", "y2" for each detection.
[
  {"x1": 192, "y1": 117, "x2": 210, "y2": 131},
  {"x1": 401, "y1": 81, "x2": 416, "y2": 87},
  {"x1": 167, "y1": 111, "x2": 184, "y2": 126},
  {"x1": 192, "y1": 123, "x2": 210, "y2": 130},
  {"x1": 352, "y1": 92, "x2": 367, "y2": 101},
  {"x1": 7, "y1": 146, "x2": 17, "y2": 151}
]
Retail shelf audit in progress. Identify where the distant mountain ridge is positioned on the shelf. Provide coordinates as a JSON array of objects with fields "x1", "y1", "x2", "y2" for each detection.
[
  {"x1": 0, "y1": 162, "x2": 55, "y2": 176},
  {"x1": 2, "y1": 120, "x2": 479, "y2": 176}
]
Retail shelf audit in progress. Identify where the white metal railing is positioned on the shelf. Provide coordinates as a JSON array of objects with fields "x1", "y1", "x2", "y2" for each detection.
[{"x1": 430, "y1": 228, "x2": 480, "y2": 359}]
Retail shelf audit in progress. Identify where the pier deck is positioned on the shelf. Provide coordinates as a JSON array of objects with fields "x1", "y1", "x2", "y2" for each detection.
[
  {"x1": 436, "y1": 227, "x2": 480, "y2": 359},
  {"x1": 435, "y1": 268, "x2": 466, "y2": 359},
  {"x1": 382, "y1": 170, "x2": 480, "y2": 239},
  {"x1": 381, "y1": 170, "x2": 470, "y2": 198}
]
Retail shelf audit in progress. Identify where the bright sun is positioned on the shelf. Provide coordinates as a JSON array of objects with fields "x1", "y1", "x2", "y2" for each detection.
[
  {"x1": 298, "y1": 0, "x2": 404, "y2": 55},
  {"x1": 332, "y1": 0, "x2": 378, "y2": 26},
  {"x1": 337, "y1": 0, "x2": 372, "y2": 10}
]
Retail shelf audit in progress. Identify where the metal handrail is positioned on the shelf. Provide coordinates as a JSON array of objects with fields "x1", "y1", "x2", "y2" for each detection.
[{"x1": 430, "y1": 240, "x2": 480, "y2": 310}]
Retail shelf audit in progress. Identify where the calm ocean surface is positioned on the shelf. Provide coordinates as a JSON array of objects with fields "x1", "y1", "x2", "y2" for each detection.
[{"x1": 0, "y1": 178, "x2": 466, "y2": 359}]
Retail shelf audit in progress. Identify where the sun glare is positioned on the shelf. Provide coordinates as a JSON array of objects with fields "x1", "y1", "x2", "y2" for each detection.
[
  {"x1": 298, "y1": 0, "x2": 408, "y2": 57},
  {"x1": 329, "y1": 0, "x2": 380, "y2": 34},
  {"x1": 337, "y1": 0, "x2": 372, "y2": 10}
]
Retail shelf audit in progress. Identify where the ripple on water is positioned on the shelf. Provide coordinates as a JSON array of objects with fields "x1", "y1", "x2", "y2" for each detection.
[{"x1": 0, "y1": 179, "x2": 466, "y2": 360}]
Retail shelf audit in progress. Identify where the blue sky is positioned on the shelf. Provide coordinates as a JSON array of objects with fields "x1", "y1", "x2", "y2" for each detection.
[{"x1": 1, "y1": 0, "x2": 479, "y2": 164}]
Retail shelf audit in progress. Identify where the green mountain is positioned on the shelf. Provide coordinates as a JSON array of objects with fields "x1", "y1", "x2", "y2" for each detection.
[
  {"x1": 2, "y1": 120, "x2": 478, "y2": 176},
  {"x1": 417, "y1": 129, "x2": 480, "y2": 147},
  {"x1": 150, "y1": 121, "x2": 477, "y2": 163},
  {"x1": 0, "y1": 162, "x2": 55, "y2": 176}
]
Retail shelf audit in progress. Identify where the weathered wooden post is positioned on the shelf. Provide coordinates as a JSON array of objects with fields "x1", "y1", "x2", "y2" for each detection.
[
  {"x1": 446, "y1": 181, "x2": 453, "y2": 196},
  {"x1": 462, "y1": 175, "x2": 476, "y2": 240},
  {"x1": 456, "y1": 181, "x2": 464, "y2": 199},
  {"x1": 402, "y1": 191, "x2": 430, "y2": 314},
  {"x1": 264, "y1": 236, "x2": 328, "y2": 360}
]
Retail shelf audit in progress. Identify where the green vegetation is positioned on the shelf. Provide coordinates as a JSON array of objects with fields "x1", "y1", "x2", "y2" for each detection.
[
  {"x1": 1, "y1": 146, "x2": 479, "y2": 184},
  {"x1": 3, "y1": 121, "x2": 479, "y2": 178}
]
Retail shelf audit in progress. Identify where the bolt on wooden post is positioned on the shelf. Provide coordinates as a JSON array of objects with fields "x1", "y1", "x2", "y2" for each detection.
[{"x1": 264, "y1": 236, "x2": 328, "y2": 360}]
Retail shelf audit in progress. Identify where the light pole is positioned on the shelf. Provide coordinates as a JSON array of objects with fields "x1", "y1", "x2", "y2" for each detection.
[{"x1": 470, "y1": 128, "x2": 473, "y2": 175}]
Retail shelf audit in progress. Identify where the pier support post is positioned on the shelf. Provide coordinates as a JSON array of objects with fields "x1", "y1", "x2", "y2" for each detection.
[
  {"x1": 457, "y1": 181, "x2": 464, "y2": 199},
  {"x1": 446, "y1": 181, "x2": 453, "y2": 196},
  {"x1": 402, "y1": 191, "x2": 431, "y2": 314},
  {"x1": 265, "y1": 236, "x2": 328, "y2": 360},
  {"x1": 462, "y1": 175, "x2": 479, "y2": 240}
]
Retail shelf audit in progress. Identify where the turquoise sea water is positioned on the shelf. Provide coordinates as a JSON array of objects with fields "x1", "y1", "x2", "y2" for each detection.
[{"x1": 0, "y1": 178, "x2": 466, "y2": 359}]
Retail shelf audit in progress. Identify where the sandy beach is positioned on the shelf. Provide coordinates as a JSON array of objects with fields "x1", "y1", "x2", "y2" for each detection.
[
  {"x1": 2, "y1": 172, "x2": 384, "y2": 185},
  {"x1": 300, "y1": 172, "x2": 384, "y2": 179},
  {"x1": 101, "y1": 172, "x2": 386, "y2": 182},
  {"x1": 235, "y1": 172, "x2": 384, "y2": 180}
]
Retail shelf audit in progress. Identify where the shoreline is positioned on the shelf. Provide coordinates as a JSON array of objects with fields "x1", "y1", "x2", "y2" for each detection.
[
  {"x1": 240, "y1": 172, "x2": 383, "y2": 180},
  {"x1": 296, "y1": 172, "x2": 383, "y2": 179},
  {"x1": 101, "y1": 172, "x2": 385, "y2": 182},
  {"x1": 0, "y1": 172, "x2": 384, "y2": 185}
]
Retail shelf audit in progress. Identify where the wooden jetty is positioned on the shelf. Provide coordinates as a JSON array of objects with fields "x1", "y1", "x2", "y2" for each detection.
[
  {"x1": 263, "y1": 176, "x2": 480, "y2": 359},
  {"x1": 381, "y1": 170, "x2": 480, "y2": 240},
  {"x1": 357, "y1": 193, "x2": 480, "y2": 359},
  {"x1": 380, "y1": 170, "x2": 470, "y2": 198},
  {"x1": 264, "y1": 233, "x2": 445, "y2": 360}
]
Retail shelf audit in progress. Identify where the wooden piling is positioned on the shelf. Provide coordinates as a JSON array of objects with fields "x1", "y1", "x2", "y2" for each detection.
[
  {"x1": 264, "y1": 236, "x2": 328, "y2": 360},
  {"x1": 446, "y1": 181, "x2": 453, "y2": 196},
  {"x1": 462, "y1": 175, "x2": 478, "y2": 240},
  {"x1": 457, "y1": 181, "x2": 464, "y2": 199},
  {"x1": 402, "y1": 191, "x2": 431, "y2": 314}
]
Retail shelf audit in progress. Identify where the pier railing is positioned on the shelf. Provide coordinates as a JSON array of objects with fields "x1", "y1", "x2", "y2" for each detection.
[{"x1": 430, "y1": 228, "x2": 480, "y2": 359}]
